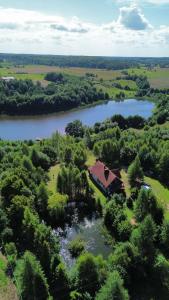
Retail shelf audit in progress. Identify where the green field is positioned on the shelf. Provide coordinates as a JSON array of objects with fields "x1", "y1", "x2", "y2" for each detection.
[
  {"x1": 0, "y1": 63, "x2": 168, "y2": 98},
  {"x1": 47, "y1": 164, "x2": 60, "y2": 194},
  {"x1": 128, "y1": 67, "x2": 169, "y2": 89}
]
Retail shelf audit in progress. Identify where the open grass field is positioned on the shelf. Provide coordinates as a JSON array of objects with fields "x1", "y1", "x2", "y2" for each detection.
[
  {"x1": 120, "y1": 169, "x2": 131, "y2": 198},
  {"x1": 128, "y1": 67, "x2": 169, "y2": 89},
  {"x1": 0, "y1": 63, "x2": 168, "y2": 94},
  {"x1": 47, "y1": 164, "x2": 60, "y2": 194},
  {"x1": 0, "y1": 254, "x2": 18, "y2": 300},
  {"x1": 0, "y1": 64, "x2": 121, "y2": 82}
]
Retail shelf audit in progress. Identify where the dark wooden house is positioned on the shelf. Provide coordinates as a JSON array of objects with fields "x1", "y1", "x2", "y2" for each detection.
[{"x1": 88, "y1": 160, "x2": 123, "y2": 196}]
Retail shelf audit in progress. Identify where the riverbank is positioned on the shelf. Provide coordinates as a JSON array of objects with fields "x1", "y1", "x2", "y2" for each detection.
[
  {"x1": 0, "y1": 96, "x2": 156, "y2": 119},
  {"x1": 0, "y1": 99, "x2": 154, "y2": 140}
]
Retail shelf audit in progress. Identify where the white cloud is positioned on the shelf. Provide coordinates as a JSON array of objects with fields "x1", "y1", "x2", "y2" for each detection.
[
  {"x1": 118, "y1": 5, "x2": 151, "y2": 30},
  {"x1": 0, "y1": 6, "x2": 168, "y2": 56},
  {"x1": 114, "y1": 0, "x2": 169, "y2": 4},
  {"x1": 146, "y1": 0, "x2": 169, "y2": 4}
]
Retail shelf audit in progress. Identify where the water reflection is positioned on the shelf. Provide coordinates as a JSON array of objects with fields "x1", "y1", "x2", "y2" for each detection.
[{"x1": 54, "y1": 212, "x2": 113, "y2": 267}]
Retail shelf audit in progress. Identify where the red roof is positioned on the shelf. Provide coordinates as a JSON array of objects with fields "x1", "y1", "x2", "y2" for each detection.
[{"x1": 88, "y1": 160, "x2": 118, "y2": 189}]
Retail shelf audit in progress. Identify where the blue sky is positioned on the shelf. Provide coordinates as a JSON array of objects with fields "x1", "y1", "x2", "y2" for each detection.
[{"x1": 0, "y1": 0, "x2": 169, "y2": 56}]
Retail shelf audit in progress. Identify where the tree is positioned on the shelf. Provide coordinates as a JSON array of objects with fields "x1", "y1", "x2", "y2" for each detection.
[
  {"x1": 45, "y1": 72, "x2": 65, "y2": 83},
  {"x1": 95, "y1": 271, "x2": 129, "y2": 300},
  {"x1": 50, "y1": 261, "x2": 69, "y2": 299},
  {"x1": 74, "y1": 147, "x2": 87, "y2": 169},
  {"x1": 65, "y1": 120, "x2": 85, "y2": 138},
  {"x1": 104, "y1": 197, "x2": 131, "y2": 241},
  {"x1": 101, "y1": 140, "x2": 119, "y2": 166},
  {"x1": 1, "y1": 174, "x2": 25, "y2": 206},
  {"x1": 135, "y1": 188, "x2": 163, "y2": 224},
  {"x1": 37, "y1": 182, "x2": 49, "y2": 218},
  {"x1": 131, "y1": 215, "x2": 157, "y2": 264},
  {"x1": 0, "y1": 207, "x2": 13, "y2": 246},
  {"x1": 64, "y1": 147, "x2": 73, "y2": 165},
  {"x1": 153, "y1": 254, "x2": 169, "y2": 296},
  {"x1": 160, "y1": 221, "x2": 169, "y2": 252},
  {"x1": 31, "y1": 148, "x2": 50, "y2": 170},
  {"x1": 48, "y1": 193, "x2": 68, "y2": 224},
  {"x1": 84, "y1": 129, "x2": 92, "y2": 149},
  {"x1": 159, "y1": 152, "x2": 169, "y2": 184},
  {"x1": 14, "y1": 251, "x2": 50, "y2": 300},
  {"x1": 22, "y1": 156, "x2": 33, "y2": 172},
  {"x1": 74, "y1": 253, "x2": 100, "y2": 296},
  {"x1": 128, "y1": 156, "x2": 144, "y2": 187}
]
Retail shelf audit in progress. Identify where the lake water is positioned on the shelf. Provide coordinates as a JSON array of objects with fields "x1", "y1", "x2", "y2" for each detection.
[
  {"x1": 55, "y1": 212, "x2": 113, "y2": 267},
  {"x1": 0, "y1": 99, "x2": 154, "y2": 140}
]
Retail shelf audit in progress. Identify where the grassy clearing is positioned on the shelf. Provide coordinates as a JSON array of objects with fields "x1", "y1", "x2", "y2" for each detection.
[
  {"x1": 121, "y1": 169, "x2": 169, "y2": 220},
  {"x1": 95, "y1": 83, "x2": 136, "y2": 99},
  {"x1": 120, "y1": 169, "x2": 131, "y2": 198},
  {"x1": 145, "y1": 177, "x2": 169, "y2": 220},
  {"x1": 0, "y1": 254, "x2": 18, "y2": 300},
  {"x1": 47, "y1": 164, "x2": 60, "y2": 194},
  {"x1": 86, "y1": 151, "x2": 96, "y2": 167},
  {"x1": 128, "y1": 67, "x2": 169, "y2": 89}
]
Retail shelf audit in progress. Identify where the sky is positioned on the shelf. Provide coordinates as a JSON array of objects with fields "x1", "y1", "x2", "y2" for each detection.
[{"x1": 0, "y1": 0, "x2": 169, "y2": 57}]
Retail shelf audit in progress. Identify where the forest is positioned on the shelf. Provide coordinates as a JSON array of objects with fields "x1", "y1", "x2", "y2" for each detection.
[
  {"x1": 1, "y1": 87, "x2": 169, "y2": 299},
  {"x1": 1, "y1": 53, "x2": 169, "y2": 69},
  {"x1": 0, "y1": 75, "x2": 108, "y2": 115}
]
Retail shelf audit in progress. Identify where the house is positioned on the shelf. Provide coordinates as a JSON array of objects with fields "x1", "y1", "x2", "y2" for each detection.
[
  {"x1": 88, "y1": 160, "x2": 123, "y2": 196},
  {"x1": 1, "y1": 76, "x2": 15, "y2": 82}
]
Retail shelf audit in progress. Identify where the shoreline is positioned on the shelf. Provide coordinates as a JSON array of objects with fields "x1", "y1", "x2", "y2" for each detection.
[{"x1": 0, "y1": 97, "x2": 155, "y2": 119}]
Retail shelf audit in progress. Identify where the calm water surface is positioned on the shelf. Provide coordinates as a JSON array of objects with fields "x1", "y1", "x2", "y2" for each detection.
[
  {"x1": 0, "y1": 99, "x2": 154, "y2": 140},
  {"x1": 55, "y1": 213, "x2": 113, "y2": 267}
]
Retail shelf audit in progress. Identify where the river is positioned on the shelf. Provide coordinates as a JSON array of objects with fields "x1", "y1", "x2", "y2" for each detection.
[{"x1": 0, "y1": 99, "x2": 154, "y2": 140}]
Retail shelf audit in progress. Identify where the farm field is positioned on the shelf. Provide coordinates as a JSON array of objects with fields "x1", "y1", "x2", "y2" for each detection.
[
  {"x1": 128, "y1": 67, "x2": 169, "y2": 88},
  {"x1": 0, "y1": 63, "x2": 169, "y2": 91}
]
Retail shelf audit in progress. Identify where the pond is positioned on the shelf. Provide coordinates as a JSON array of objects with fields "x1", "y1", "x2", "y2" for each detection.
[
  {"x1": 0, "y1": 99, "x2": 154, "y2": 140},
  {"x1": 54, "y1": 211, "x2": 113, "y2": 267}
]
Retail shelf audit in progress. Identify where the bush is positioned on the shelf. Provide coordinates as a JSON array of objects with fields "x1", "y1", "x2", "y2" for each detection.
[{"x1": 68, "y1": 236, "x2": 86, "y2": 257}]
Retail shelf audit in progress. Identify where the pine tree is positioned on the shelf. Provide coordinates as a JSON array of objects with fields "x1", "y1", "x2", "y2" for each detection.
[
  {"x1": 128, "y1": 156, "x2": 144, "y2": 187},
  {"x1": 95, "y1": 271, "x2": 129, "y2": 300},
  {"x1": 14, "y1": 251, "x2": 50, "y2": 300}
]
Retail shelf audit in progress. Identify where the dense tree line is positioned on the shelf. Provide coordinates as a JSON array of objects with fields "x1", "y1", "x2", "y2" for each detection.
[
  {"x1": 0, "y1": 76, "x2": 108, "y2": 115},
  {"x1": 1, "y1": 53, "x2": 169, "y2": 69}
]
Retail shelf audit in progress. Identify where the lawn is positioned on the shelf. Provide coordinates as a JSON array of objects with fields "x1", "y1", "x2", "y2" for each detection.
[
  {"x1": 120, "y1": 169, "x2": 131, "y2": 198},
  {"x1": 145, "y1": 176, "x2": 169, "y2": 220},
  {"x1": 47, "y1": 164, "x2": 60, "y2": 194},
  {"x1": 87, "y1": 175, "x2": 107, "y2": 207},
  {"x1": 121, "y1": 169, "x2": 169, "y2": 220},
  {"x1": 86, "y1": 150, "x2": 96, "y2": 167}
]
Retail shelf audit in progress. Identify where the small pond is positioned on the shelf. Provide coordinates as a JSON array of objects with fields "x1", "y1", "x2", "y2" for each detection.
[{"x1": 54, "y1": 211, "x2": 113, "y2": 267}]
